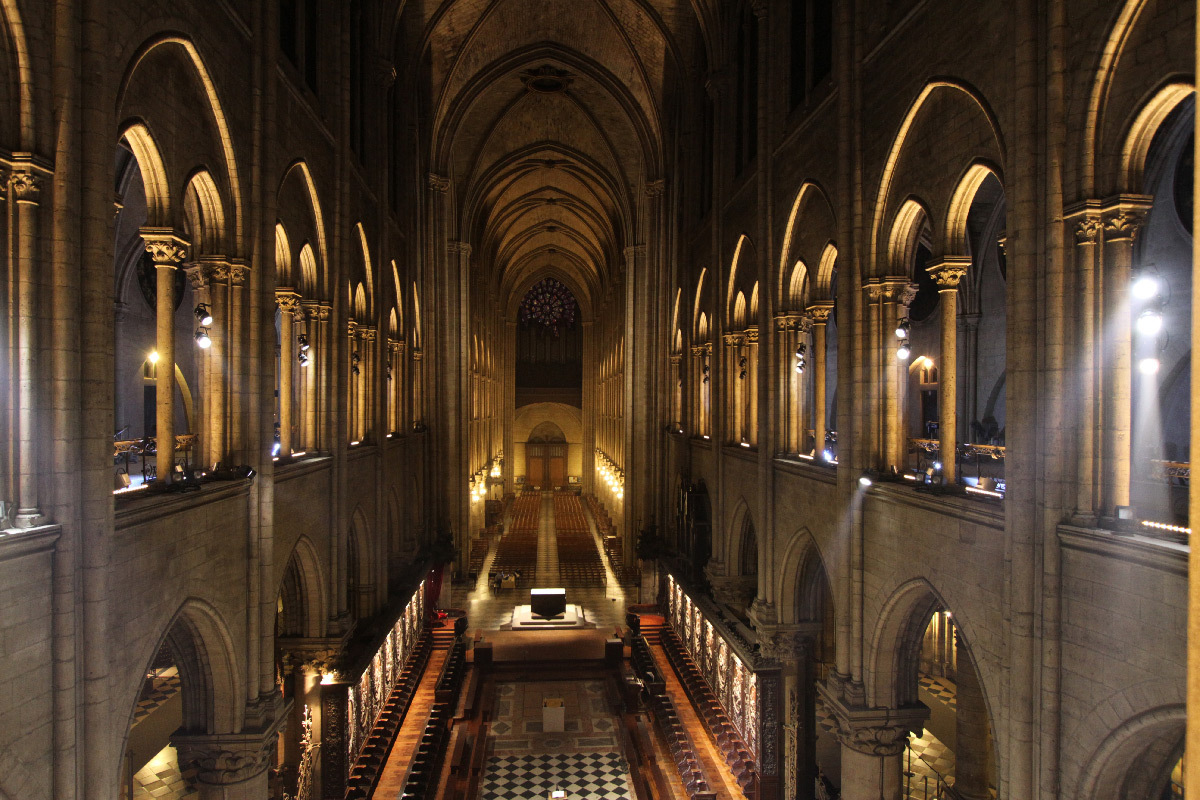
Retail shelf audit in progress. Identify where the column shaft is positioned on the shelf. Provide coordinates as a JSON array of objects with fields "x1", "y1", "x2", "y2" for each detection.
[
  {"x1": 278, "y1": 292, "x2": 299, "y2": 455},
  {"x1": 939, "y1": 288, "x2": 958, "y2": 483},
  {"x1": 13, "y1": 184, "x2": 42, "y2": 521}
]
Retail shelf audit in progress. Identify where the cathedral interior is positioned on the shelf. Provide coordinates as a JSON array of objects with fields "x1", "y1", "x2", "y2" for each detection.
[{"x1": 0, "y1": 0, "x2": 1196, "y2": 798}]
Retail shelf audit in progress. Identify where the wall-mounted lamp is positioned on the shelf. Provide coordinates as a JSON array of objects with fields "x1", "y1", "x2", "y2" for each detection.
[{"x1": 194, "y1": 303, "x2": 213, "y2": 326}]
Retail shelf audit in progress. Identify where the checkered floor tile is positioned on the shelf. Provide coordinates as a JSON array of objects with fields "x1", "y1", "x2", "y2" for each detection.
[
  {"x1": 479, "y1": 752, "x2": 633, "y2": 800},
  {"x1": 133, "y1": 672, "x2": 181, "y2": 724},
  {"x1": 129, "y1": 745, "x2": 197, "y2": 800},
  {"x1": 918, "y1": 673, "x2": 957, "y2": 711}
]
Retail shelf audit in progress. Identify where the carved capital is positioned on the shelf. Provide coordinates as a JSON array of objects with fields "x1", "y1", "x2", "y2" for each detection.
[
  {"x1": 645, "y1": 179, "x2": 666, "y2": 198},
  {"x1": 428, "y1": 173, "x2": 451, "y2": 193},
  {"x1": 927, "y1": 259, "x2": 968, "y2": 290},
  {"x1": 759, "y1": 631, "x2": 810, "y2": 663},
  {"x1": 174, "y1": 729, "x2": 282, "y2": 786},
  {"x1": 807, "y1": 301, "x2": 834, "y2": 324},
  {"x1": 276, "y1": 289, "x2": 302, "y2": 315},
  {"x1": 748, "y1": 0, "x2": 768, "y2": 18},
  {"x1": 723, "y1": 331, "x2": 746, "y2": 347},
  {"x1": 669, "y1": 353, "x2": 683, "y2": 366},
  {"x1": 704, "y1": 69, "x2": 733, "y2": 100},
  {"x1": 141, "y1": 229, "x2": 190, "y2": 268},
  {"x1": 1073, "y1": 215, "x2": 1102, "y2": 245},
  {"x1": 229, "y1": 261, "x2": 250, "y2": 286},
  {"x1": 318, "y1": 303, "x2": 332, "y2": 320},
  {"x1": 818, "y1": 683, "x2": 928, "y2": 757},
  {"x1": 623, "y1": 244, "x2": 647, "y2": 262},
  {"x1": 447, "y1": 240, "x2": 472, "y2": 257},
  {"x1": 879, "y1": 276, "x2": 917, "y2": 305},
  {"x1": 744, "y1": 326, "x2": 760, "y2": 344},
  {"x1": 411, "y1": 347, "x2": 423, "y2": 361},
  {"x1": 1102, "y1": 208, "x2": 1148, "y2": 242},
  {"x1": 690, "y1": 345, "x2": 708, "y2": 357},
  {"x1": 8, "y1": 171, "x2": 41, "y2": 204},
  {"x1": 359, "y1": 327, "x2": 377, "y2": 343}
]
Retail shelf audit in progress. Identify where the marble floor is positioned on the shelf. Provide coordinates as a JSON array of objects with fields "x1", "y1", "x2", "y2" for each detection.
[
  {"x1": 478, "y1": 679, "x2": 635, "y2": 800},
  {"x1": 128, "y1": 745, "x2": 197, "y2": 800}
]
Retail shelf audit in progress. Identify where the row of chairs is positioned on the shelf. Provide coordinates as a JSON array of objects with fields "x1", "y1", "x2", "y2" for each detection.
[
  {"x1": 552, "y1": 493, "x2": 590, "y2": 532},
  {"x1": 659, "y1": 628, "x2": 758, "y2": 797},
  {"x1": 630, "y1": 636, "x2": 717, "y2": 800},
  {"x1": 586, "y1": 494, "x2": 615, "y2": 536},
  {"x1": 344, "y1": 632, "x2": 435, "y2": 799},
  {"x1": 396, "y1": 699, "x2": 454, "y2": 800},
  {"x1": 434, "y1": 636, "x2": 467, "y2": 705},
  {"x1": 509, "y1": 494, "x2": 541, "y2": 532}
]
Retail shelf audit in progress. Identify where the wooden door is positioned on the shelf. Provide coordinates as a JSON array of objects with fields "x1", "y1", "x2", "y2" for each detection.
[
  {"x1": 528, "y1": 456, "x2": 545, "y2": 488},
  {"x1": 549, "y1": 457, "x2": 566, "y2": 488}
]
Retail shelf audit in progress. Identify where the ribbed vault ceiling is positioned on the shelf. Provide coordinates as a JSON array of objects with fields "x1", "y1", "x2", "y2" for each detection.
[{"x1": 393, "y1": 0, "x2": 706, "y2": 315}]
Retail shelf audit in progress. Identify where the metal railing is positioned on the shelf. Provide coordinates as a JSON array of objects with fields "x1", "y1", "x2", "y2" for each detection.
[{"x1": 114, "y1": 434, "x2": 200, "y2": 485}]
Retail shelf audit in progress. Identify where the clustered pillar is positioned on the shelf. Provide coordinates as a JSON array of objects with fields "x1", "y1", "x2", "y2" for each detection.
[{"x1": 928, "y1": 260, "x2": 967, "y2": 483}]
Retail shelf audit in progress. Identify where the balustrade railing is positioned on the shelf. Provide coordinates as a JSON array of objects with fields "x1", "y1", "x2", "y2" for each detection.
[{"x1": 908, "y1": 438, "x2": 1005, "y2": 494}]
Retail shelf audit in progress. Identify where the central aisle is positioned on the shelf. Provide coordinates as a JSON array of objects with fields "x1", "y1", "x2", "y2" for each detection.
[{"x1": 536, "y1": 492, "x2": 559, "y2": 585}]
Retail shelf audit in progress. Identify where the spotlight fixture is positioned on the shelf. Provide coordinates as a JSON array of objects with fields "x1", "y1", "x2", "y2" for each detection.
[
  {"x1": 897, "y1": 340, "x2": 911, "y2": 360},
  {"x1": 702, "y1": 363, "x2": 710, "y2": 384},
  {"x1": 822, "y1": 448, "x2": 834, "y2": 462},
  {"x1": 351, "y1": 351, "x2": 361, "y2": 376},
  {"x1": 148, "y1": 350, "x2": 160, "y2": 364},
  {"x1": 297, "y1": 334, "x2": 311, "y2": 353},
  {"x1": 387, "y1": 364, "x2": 393, "y2": 381},
  {"x1": 195, "y1": 328, "x2": 212, "y2": 349},
  {"x1": 1138, "y1": 357, "x2": 1160, "y2": 375},
  {"x1": 1136, "y1": 308, "x2": 1163, "y2": 337},
  {"x1": 895, "y1": 318, "x2": 910, "y2": 339},
  {"x1": 194, "y1": 303, "x2": 213, "y2": 326},
  {"x1": 858, "y1": 474, "x2": 873, "y2": 488},
  {"x1": 298, "y1": 351, "x2": 309, "y2": 367},
  {"x1": 933, "y1": 461, "x2": 943, "y2": 471},
  {"x1": 1131, "y1": 271, "x2": 1160, "y2": 301}
]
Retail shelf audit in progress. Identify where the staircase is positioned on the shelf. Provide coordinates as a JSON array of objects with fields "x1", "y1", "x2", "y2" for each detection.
[
  {"x1": 636, "y1": 611, "x2": 665, "y2": 644},
  {"x1": 431, "y1": 622, "x2": 457, "y2": 650}
]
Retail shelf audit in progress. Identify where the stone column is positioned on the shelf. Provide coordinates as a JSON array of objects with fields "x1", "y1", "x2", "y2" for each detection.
[
  {"x1": 882, "y1": 279, "x2": 918, "y2": 471},
  {"x1": 809, "y1": 302, "x2": 834, "y2": 458},
  {"x1": 346, "y1": 321, "x2": 359, "y2": 442},
  {"x1": 174, "y1": 724, "x2": 284, "y2": 800},
  {"x1": 747, "y1": 326, "x2": 759, "y2": 447},
  {"x1": 864, "y1": 281, "x2": 883, "y2": 466},
  {"x1": 277, "y1": 290, "x2": 301, "y2": 456},
  {"x1": 318, "y1": 304, "x2": 332, "y2": 450},
  {"x1": 1100, "y1": 199, "x2": 1149, "y2": 515},
  {"x1": 670, "y1": 353, "x2": 683, "y2": 428},
  {"x1": 361, "y1": 327, "x2": 377, "y2": 442},
  {"x1": 141, "y1": 229, "x2": 190, "y2": 484},
  {"x1": 927, "y1": 260, "x2": 968, "y2": 483},
  {"x1": 821, "y1": 698, "x2": 927, "y2": 800},
  {"x1": 10, "y1": 170, "x2": 44, "y2": 524},
  {"x1": 227, "y1": 263, "x2": 249, "y2": 463},
  {"x1": 302, "y1": 301, "x2": 321, "y2": 450},
  {"x1": 1066, "y1": 205, "x2": 1103, "y2": 519},
  {"x1": 953, "y1": 649, "x2": 992, "y2": 800}
]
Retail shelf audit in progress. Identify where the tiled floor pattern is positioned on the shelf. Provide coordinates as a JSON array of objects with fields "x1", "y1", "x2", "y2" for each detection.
[
  {"x1": 371, "y1": 647, "x2": 451, "y2": 797},
  {"x1": 648, "y1": 644, "x2": 746, "y2": 799},
  {"x1": 129, "y1": 745, "x2": 198, "y2": 800},
  {"x1": 133, "y1": 669, "x2": 181, "y2": 724},
  {"x1": 480, "y1": 752, "x2": 633, "y2": 800},
  {"x1": 904, "y1": 728, "x2": 956, "y2": 800},
  {"x1": 480, "y1": 680, "x2": 635, "y2": 800},
  {"x1": 918, "y1": 673, "x2": 958, "y2": 710}
]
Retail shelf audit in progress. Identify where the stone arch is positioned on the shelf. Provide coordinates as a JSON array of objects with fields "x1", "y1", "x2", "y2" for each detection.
[
  {"x1": 871, "y1": 80, "x2": 1005, "y2": 271},
  {"x1": 181, "y1": 169, "x2": 227, "y2": 256},
  {"x1": 778, "y1": 181, "x2": 836, "y2": 305},
  {"x1": 298, "y1": 243, "x2": 318, "y2": 296},
  {"x1": 122, "y1": 598, "x2": 243, "y2": 743},
  {"x1": 1075, "y1": 703, "x2": 1184, "y2": 800},
  {"x1": 347, "y1": 506, "x2": 373, "y2": 618},
  {"x1": 727, "y1": 234, "x2": 758, "y2": 321},
  {"x1": 354, "y1": 222, "x2": 375, "y2": 315},
  {"x1": 117, "y1": 34, "x2": 244, "y2": 249},
  {"x1": 693, "y1": 267, "x2": 709, "y2": 340},
  {"x1": 886, "y1": 197, "x2": 932, "y2": 276},
  {"x1": 279, "y1": 160, "x2": 330, "y2": 297},
  {"x1": 1119, "y1": 81, "x2": 1194, "y2": 194},
  {"x1": 944, "y1": 162, "x2": 1003, "y2": 257},
  {"x1": 725, "y1": 497, "x2": 755, "y2": 573},
  {"x1": 274, "y1": 223, "x2": 292, "y2": 284},
  {"x1": 0, "y1": 0, "x2": 33, "y2": 148},
  {"x1": 120, "y1": 121, "x2": 171, "y2": 227},
  {"x1": 774, "y1": 528, "x2": 835, "y2": 626},
  {"x1": 277, "y1": 536, "x2": 327, "y2": 639},
  {"x1": 815, "y1": 243, "x2": 838, "y2": 300}
]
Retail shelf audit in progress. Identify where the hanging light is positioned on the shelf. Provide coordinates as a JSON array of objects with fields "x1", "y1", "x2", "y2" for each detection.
[
  {"x1": 1131, "y1": 272, "x2": 1160, "y2": 301},
  {"x1": 895, "y1": 318, "x2": 910, "y2": 339},
  {"x1": 297, "y1": 334, "x2": 311, "y2": 353},
  {"x1": 897, "y1": 340, "x2": 911, "y2": 360},
  {"x1": 194, "y1": 303, "x2": 213, "y2": 326},
  {"x1": 1138, "y1": 357, "x2": 1160, "y2": 375},
  {"x1": 195, "y1": 328, "x2": 212, "y2": 349},
  {"x1": 1136, "y1": 308, "x2": 1163, "y2": 337},
  {"x1": 298, "y1": 351, "x2": 310, "y2": 367}
]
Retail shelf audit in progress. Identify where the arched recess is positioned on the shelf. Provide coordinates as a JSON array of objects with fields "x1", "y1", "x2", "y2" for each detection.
[
  {"x1": 943, "y1": 162, "x2": 1003, "y2": 256},
  {"x1": 775, "y1": 528, "x2": 835, "y2": 626},
  {"x1": 117, "y1": 34, "x2": 244, "y2": 249},
  {"x1": 725, "y1": 497, "x2": 755, "y2": 573},
  {"x1": 347, "y1": 506, "x2": 374, "y2": 619},
  {"x1": 0, "y1": 0, "x2": 34, "y2": 148},
  {"x1": 121, "y1": 598, "x2": 243, "y2": 742},
  {"x1": 778, "y1": 181, "x2": 837, "y2": 306},
  {"x1": 182, "y1": 169, "x2": 227, "y2": 256},
  {"x1": 354, "y1": 222, "x2": 375, "y2": 315},
  {"x1": 871, "y1": 80, "x2": 1006, "y2": 272},
  {"x1": 1075, "y1": 705, "x2": 1184, "y2": 800},
  {"x1": 727, "y1": 234, "x2": 759, "y2": 320},
  {"x1": 276, "y1": 536, "x2": 327, "y2": 639},
  {"x1": 278, "y1": 160, "x2": 330, "y2": 296}
]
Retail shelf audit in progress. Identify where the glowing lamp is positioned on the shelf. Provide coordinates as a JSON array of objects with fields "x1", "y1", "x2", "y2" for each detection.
[
  {"x1": 1138, "y1": 357, "x2": 1160, "y2": 375},
  {"x1": 195, "y1": 329, "x2": 212, "y2": 348},
  {"x1": 897, "y1": 342, "x2": 911, "y2": 360},
  {"x1": 1131, "y1": 273, "x2": 1159, "y2": 301},
  {"x1": 858, "y1": 474, "x2": 873, "y2": 488},
  {"x1": 1136, "y1": 308, "x2": 1163, "y2": 337}
]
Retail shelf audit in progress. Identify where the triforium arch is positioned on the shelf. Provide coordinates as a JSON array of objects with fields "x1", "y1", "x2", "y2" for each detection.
[{"x1": 276, "y1": 536, "x2": 328, "y2": 640}]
